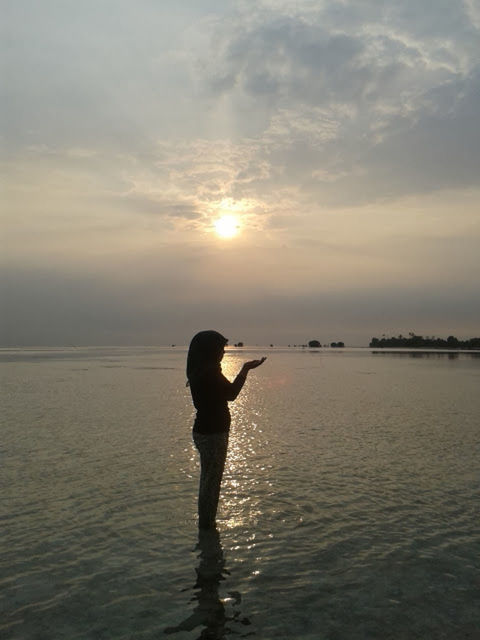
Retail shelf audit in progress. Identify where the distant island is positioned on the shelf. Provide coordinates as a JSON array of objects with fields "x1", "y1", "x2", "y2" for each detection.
[
  {"x1": 370, "y1": 333, "x2": 480, "y2": 350},
  {"x1": 308, "y1": 340, "x2": 345, "y2": 348}
]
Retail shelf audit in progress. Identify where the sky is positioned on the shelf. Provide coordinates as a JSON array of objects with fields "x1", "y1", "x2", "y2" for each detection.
[{"x1": 2, "y1": 0, "x2": 480, "y2": 347}]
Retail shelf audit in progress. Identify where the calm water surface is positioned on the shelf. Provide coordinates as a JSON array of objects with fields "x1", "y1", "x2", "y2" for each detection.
[{"x1": 1, "y1": 347, "x2": 479, "y2": 639}]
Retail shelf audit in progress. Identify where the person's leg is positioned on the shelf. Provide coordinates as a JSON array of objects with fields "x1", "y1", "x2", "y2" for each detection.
[
  {"x1": 194, "y1": 432, "x2": 229, "y2": 528},
  {"x1": 208, "y1": 432, "x2": 228, "y2": 525}
]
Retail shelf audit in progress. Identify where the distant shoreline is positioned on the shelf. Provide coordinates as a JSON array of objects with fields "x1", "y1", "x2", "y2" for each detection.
[{"x1": 369, "y1": 335, "x2": 480, "y2": 350}]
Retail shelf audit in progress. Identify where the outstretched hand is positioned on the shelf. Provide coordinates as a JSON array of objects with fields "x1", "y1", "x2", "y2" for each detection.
[{"x1": 242, "y1": 357, "x2": 267, "y2": 372}]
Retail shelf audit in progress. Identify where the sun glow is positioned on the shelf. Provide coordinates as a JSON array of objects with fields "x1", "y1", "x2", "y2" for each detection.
[{"x1": 214, "y1": 215, "x2": 239, "y2": 239}]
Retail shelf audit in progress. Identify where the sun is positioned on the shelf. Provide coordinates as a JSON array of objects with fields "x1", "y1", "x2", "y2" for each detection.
[{"x1": 214, "y1": 214, "x2": 239, "y2": 239}]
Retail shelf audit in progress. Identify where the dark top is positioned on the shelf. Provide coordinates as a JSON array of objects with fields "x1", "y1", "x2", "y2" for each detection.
[{"x1": 190, "y1": 365, "x2": 246, "y2": 434}]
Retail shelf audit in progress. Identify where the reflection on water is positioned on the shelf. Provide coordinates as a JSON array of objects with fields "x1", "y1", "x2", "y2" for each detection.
[
  {"x1": 222, "y1": 383, "x2": 273, "y2": 532},
  {"x1": 371, "y1": 350, "x2": 480, "y2": 359},
  {"x1": 164, "y1": 529, "x2": 252, "y2": 639},
  {"x1": 3, "y1": 347, "x2": 479, "y2": 639}
]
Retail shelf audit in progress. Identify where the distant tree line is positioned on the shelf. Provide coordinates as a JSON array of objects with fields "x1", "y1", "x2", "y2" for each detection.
[
  {"x1": 307, "y1": 340, "x2": 344, "y2": 348},
  {"x1": 231, "y1": 341, "x2": 346, "y2": 348},
  {"x1": 370, "y1": 333, "x2": 480, "y2": 350}
]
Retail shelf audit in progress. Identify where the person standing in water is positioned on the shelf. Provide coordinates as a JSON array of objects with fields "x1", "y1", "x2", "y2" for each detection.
[{"x1": 187, "y1": 330, "x2": 266, "y2": 529}]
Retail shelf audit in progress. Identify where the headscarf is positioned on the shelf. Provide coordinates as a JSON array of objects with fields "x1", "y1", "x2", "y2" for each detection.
[{"x1": 186, "y1": 330, "x2": 228, "y2": 385}]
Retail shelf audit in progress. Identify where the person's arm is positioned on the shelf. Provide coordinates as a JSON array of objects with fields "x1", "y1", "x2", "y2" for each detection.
[{"x1": 223, "y1": 357, "x2": 267, "y2": 401}]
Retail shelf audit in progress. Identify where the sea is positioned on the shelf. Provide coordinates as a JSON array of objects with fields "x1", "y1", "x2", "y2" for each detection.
[{"x1": 1, "y1": 346, "x2": 479, "y2": 640}]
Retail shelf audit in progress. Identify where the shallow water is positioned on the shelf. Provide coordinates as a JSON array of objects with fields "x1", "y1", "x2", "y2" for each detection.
[{"x1": 1, "y1": 347, "x2": 479, "y2": 639}]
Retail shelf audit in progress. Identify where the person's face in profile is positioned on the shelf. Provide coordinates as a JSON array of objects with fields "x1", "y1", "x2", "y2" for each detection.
[{"x1": 216, "y1": 346, "x2": 225, "y2": 363}]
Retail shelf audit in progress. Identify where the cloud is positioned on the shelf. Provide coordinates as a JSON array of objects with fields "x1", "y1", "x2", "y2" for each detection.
[
  {"x1": 119, "y1": 193, "x2": 201, "y2": 220},
  {"x1": 4, "y1": 0, "x2": 479, "y2": 210},
  {"x1": 192, "y1": 1, "x2": 480, "y2": 203}
]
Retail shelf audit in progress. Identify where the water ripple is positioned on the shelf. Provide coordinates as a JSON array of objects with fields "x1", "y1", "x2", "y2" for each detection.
[{"x1": 1, "y1": 349, "x2": 479, "y2": 639}]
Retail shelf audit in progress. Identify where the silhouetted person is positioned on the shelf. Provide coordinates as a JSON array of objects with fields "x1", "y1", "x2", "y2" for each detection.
[{"x1": 187, "y1": 330, "x2": 266, "y2": 530}]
